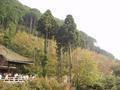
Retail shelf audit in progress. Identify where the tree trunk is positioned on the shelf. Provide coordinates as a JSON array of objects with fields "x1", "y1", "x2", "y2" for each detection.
[
  {"x1": 42, "y1": 31, "x2": 48, "y2": 77},
  {"x1": 68, "y1": 43, "x2": 72, "y2": 84},
  {"x1": 29, "y1": 17, "x2": 33, "y2": 34},
  {"x1": 57, "y1": 46, "x2": 63, "y2": 82},
  {"x1": 44, "y1": 31, "x2": 48, "y2": 55}
]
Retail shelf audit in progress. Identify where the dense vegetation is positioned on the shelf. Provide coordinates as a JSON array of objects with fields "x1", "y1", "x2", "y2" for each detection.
[
  {"x1": 0, "y1": 0, "x2": 115, "y2": 59},
  {"x1": 0, "y1": 0, "x2": 120, "y2": 90}
]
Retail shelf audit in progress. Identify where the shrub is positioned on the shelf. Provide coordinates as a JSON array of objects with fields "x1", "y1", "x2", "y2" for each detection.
[{"x1": 0, "y1": 78, "x2": 65, "y2": 90}]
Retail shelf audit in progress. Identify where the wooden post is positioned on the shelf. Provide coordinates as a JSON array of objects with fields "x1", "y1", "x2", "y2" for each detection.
[{"x1": 7, "y1": 62, "x2": 10, "y2": 73}]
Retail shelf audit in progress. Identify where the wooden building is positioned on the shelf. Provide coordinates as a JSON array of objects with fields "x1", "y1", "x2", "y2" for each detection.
[{"x1": 0, "y1": 45, "x2": 33, "y2": 73}]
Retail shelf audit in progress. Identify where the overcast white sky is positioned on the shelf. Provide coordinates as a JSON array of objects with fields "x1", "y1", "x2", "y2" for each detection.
[{"x1": 19, "y1": 0, "x2": 120, "y2": 59}]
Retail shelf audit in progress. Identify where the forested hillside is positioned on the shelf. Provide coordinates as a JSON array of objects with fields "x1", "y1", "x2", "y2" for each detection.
[
  {"x1": 0, "y1": 0, "x2": 115, "y2": 59},
  {"x1": 0, "y1": 0, "x2": 120, "y2": 90}
]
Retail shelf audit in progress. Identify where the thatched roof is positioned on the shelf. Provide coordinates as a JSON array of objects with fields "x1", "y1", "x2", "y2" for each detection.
[{"x1": 0, "y1": 45, "x2": 33, "y2": 64}]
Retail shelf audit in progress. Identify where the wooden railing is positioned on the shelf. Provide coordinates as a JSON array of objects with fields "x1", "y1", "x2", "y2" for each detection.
[{"x1": 1, "y1": 77, "x2": 25, "y2": 83}]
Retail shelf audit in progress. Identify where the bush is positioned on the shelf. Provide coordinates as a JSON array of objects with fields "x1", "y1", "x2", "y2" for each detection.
[
  {"x1": 0, "y1": 78, "x2": 65, "y2": 90},
  {"x1": 28, "y1": 78, "x2": 65, "y2": 90},
  {"x1": 73, "y1": 53, "x2": 101, "y2": 89},
  {"x1": 28, "y1": 78, "x2": 50, "y2": 90},
  {"x1": 101, "y1": 75, "x2": 116, "y2": 90},
  {"x1": 49, "y1": 78, "x2": 63, "y2": 90}
]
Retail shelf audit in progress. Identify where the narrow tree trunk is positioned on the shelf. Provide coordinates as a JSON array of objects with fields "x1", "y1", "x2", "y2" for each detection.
[
  {"x1": 57, "y1": 45, "x2": 63, "y2": 82},
  {"x1": 42, "y1": 31, "x2": 48, "y2": 77},
  {"x1": 68, "y1": 43, "x2": 72, "y2": 84},
  {"x1": 29, "y1": 17, "x2": 33, "y2": 34},
  {"x1": 33, "y1": 47, "x2": 36, "y2": 65},
  {"x1": 44, "y1": 31, "x2": 48, "y2": 55}
]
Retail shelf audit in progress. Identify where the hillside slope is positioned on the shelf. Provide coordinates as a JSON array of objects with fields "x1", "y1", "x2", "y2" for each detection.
[
  {"x1": 0, "y1": 0, "x2": 118, "y2": 76},
  {"x1": 0, "y1": 31, "x2": 117, "y2": 75},
  {"x1": 72, "y1": 48, "x2": 117, "y2": 74}
]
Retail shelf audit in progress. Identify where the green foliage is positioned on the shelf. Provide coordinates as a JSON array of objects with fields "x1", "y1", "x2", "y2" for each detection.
[
  {"x1": 101, "y1": 75, "x2": 116, "y2": 90},
  {"x1": 0, "y1": 0, "x2": 29, "y2": 30},
  {"x1": 22, "y1": 8, "x2": 41, "y2": 33},
  {"x1": 37, "y1": 9, "x2": 58, "y2": 77},
  {"x1": 9, "y1": 31, "x2": 44, "y2": 57},
  {"x1": 41, "y1": 55, "x2": 48, "y2": 77},
  {"x1": 28, "y1": 78, "x2": 65, "y2": 90},
  {"x1": 3, "y1": 23, "x2": 16, "y2": 47},
  {"x1": 56, "y1": 15, "x2": 77, "y2": 48},
  {"x1": 28, "y1": 78, "x2": 50, "y2": 90},
  {"x1": 112, "y1": 64, "x2": 120, "y2": 77},
  {"x1": 73, "y1": 52, "x2": 101, "y2": 88},
  {"x1": 37, "y1": 9, "x2": 58, "y2": 39},
  {"x1": 74, "y1": 71, "x2": 120, "y2": 90},
  {"x1": 30, "y1": 8, "x2": 41, "y2": 20},
  {"x1": 88, "y1": 75, "x2": 120, "y2": 90},
  {"x1": 114, "y1": 77, "x2": 120, "y2": 90},
  {"x1": 0, "y1": 0, "x2": 117, "y2": 89},
  {"x1": 55, "y1": 18, "x2": 64, "y2": 26},
  {"x1": 0, "y1": 31, "x2": 57, "y2": 76},
  {"x1": 0, "y1": 0, "x2": 115, "y2": 59},
  {"x1": 3, "y1": 30, "x2": 11, "y2": 47},
  {"x1": 0, "y1": 0, "x2": 114, "y2": 60},
  {"x1": 55, "y1": 15, "x2": 78, "y2": 83}
]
